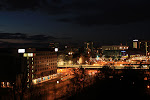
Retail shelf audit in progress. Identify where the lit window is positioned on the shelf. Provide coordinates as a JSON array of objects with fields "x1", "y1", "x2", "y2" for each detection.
[
  {"x1": 7, "y1": 82, "x2": 10, "y2": 87},
  {"x1": 32, "y1": 66, "x2": 34, "y2": 69},
  {"x1": 1, "y1": 82, "x2": 5, "y2": 87},
  {"x1": 27, "y1": 84, "x2": 29, "y2": 88},
  {"x1": 24, "y1": 53, "x2": 33, "y2": 57},
  {"x1": 32, "y1": 74, "x2": 34, "y2": 79},
  {"x1": 28, "y1": 53, "x2": 33, "y2": 57},
  {"x1": 27, "y1": 78, "x2": 29, "y2": 82}
]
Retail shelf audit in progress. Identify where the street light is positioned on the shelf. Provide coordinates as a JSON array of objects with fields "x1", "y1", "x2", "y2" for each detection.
[
  {"x1": 57, "y1": 81, "x2": 59, "y2": 84},
  {"x1": 55, "y1": 48, "x2": 58, "y2": 52}
]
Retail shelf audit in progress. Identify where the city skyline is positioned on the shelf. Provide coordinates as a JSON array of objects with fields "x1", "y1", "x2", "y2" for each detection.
[
  {"x1": 0, "y1": 32, "x2": 149, "y2": 48},
  {"x1": 0, "y1": 0, "x2": 150, "y2": 44},
  {"x1": 1, "y1": 1, "x2": 150, "y2": 99}
]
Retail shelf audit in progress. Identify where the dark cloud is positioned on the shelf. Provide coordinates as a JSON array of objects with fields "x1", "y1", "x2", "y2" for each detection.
[
  {"x1": 0, "y1": 0, "x2": 41, "y2": 11},
  {"x1": 1, "y1": 0, "x2": 150, "y2": 26},
  {"x1": 57, "y1": 0, "x2": 150, "y2": 26},
  {"x1": 0, "y1": 33, "x2": 27, "y2": 39},
  {"x1": 0, "y1": 33, "x2": 73, "y2": 44},
  {"x1": 59, "y1": 37, "x2": 72, "y2": 39},
  {"x1": 0, "y1": 33, "x2": 56, "y2": 41},
  {"x1": 28, "y1": 34, "x2": 56, "y2": 41},
  {"x1": 57, "y1": 18, "x2": 72, "y2": 22},
  {"x1": 0, "y1": 0, "x2": 68, "y2": 14},
  {"x1": 0, "y1": 32, "x2": 76, "y2": 48}
]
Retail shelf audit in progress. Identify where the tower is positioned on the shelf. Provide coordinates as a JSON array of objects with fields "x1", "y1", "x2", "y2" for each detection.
[{"x1": 133, "y1": 39, "x2": 138, "y2": 49}]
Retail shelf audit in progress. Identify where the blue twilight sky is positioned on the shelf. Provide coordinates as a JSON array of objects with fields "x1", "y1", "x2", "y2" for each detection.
[{"x1": 0, "y1": 0, "x2": 150, "y2": 45}]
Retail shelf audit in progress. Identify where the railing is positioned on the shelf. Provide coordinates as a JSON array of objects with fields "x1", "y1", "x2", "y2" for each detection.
[{"x1": 58, "y1": 64, "x2": 150, "y2": 69}]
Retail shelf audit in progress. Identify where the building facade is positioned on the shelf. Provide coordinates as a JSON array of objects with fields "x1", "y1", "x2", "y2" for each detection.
[
  {"x1": 23, "y1": 48, "x2": 57, "y2": 87},
  {"x1": 133, "y1": 39, "x2": 150, "y2": 56},
  {"x1": 102, "y1": 45, "x2": 129, "y2": 60},
  {"x1": 133, "y1": 39, "x2": 138, "y2": 49},
  {"x1": 102, "y1": 45, "x2": 129, "y2": 52},
  {"x1": 84, "y1": 42, "x2": 94, "y2": 54}
]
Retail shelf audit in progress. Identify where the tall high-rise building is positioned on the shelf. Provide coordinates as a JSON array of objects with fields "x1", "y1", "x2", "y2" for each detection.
[
  {"x1": 132, "y1": 39, "x2": 150, "y2": 56},
  {"x1": 133, "y1": 39, "x2": 138, "y2": 49},
  {"x1": 138, "y1": 40, "x2": 150, "y2": 56}
]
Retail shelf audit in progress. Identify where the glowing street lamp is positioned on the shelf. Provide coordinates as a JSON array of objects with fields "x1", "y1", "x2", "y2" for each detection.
[
  {"x1": 55, "y1": 48, "x2": 58, "y2": 52},
  {"x1": 57, "y1": 81, "x2": 59, "y2": 84}
]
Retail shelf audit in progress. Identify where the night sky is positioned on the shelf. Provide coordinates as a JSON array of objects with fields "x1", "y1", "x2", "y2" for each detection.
[{"x1": 0, "y1": 0, "x2": 150, "y2": 45}]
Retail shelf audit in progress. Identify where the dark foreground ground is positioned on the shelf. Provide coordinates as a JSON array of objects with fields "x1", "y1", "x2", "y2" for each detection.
[
  {"x1": 68, "y1": 69, "x2": 150, "y2": 100},
  {"x1": 1, "y1": 69, "x2": 150, "y2": 100}
]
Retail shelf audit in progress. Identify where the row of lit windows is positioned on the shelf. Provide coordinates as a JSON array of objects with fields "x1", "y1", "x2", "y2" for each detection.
[
  {"x1": 34, "y1": 56, "x2": 57, "y2": 60},
  {"x1": 104, "y1": 46, "x2": 128, "y2": 51},
  {"x1": 105, "y1": 47, "x2": 119, "y2": 50},
  {"x1": 34, "y1": 60, "x2": 56, "y2": 64},
  {"x1": 35, "y1": 61, "x2": 56, "y2": 65},
  {"x1": 35, "y1": 63, "x2": 56, "y2": 67},
  {"x1": 35, "y1": 66, "x2": 57, "y2": 72},
  {"x1": 36, "y1": 53, "x2": 56, "y2": 56}
]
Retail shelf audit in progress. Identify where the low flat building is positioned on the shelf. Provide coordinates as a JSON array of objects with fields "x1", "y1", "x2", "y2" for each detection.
[
  {"x1": 102, "y1": 45, "x2": 129, "y2": 52},
  {"x1": 102, "y1": 45, "x2": 129, "y2": 60}
]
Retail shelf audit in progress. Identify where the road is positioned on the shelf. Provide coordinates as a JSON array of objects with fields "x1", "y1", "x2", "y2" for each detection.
[{"x1": 23, "y1": 68, "x2": 97, "y2": 100}]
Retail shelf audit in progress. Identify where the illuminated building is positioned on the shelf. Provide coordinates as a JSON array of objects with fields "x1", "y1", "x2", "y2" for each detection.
[
  {"x1": 102, "y1": 45, "x2": 129, "y2": 52},
  {"x1": 138, "y1": 40, "x2": 150, "y2": 56},
  {"x1": 133, "y1": 40, "x2": 150, "y2": 56},
  {"x1": 78, "y1": 55, "x2": 85, "y2": 64},
  {"x1": 102, "y1": 45, "x2": 129, "y2": 60},
  {"x1": 24, "y1": 48, "x2": 57, "y2": 87},
  {"x1": 0, "y1": 48, "x2": 57, "y2": 88},
  {"x1": 84, "y1": 42, "x2": 94, "y2": 55},
  {"x1": 133, "y1": 39, "x2": 138, "y2": 48}
]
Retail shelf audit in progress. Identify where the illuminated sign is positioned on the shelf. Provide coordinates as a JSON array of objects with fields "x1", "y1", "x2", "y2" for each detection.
[
  {"x1": 18, "y1": 49, "x2": 25, "y2": 53},
  {"x1": 121, "y1": 51, "x2": 126, "y2": 52},
  {"x1": 133, "y1": 39, "x2": 138, "y2": 42}
]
